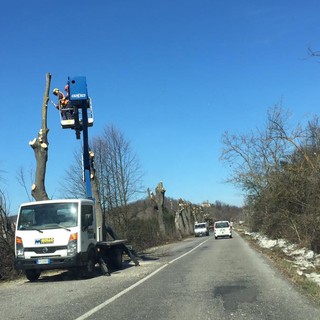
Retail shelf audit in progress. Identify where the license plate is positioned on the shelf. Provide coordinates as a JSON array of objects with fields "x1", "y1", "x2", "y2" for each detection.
[{"x1": 36, "y1": 258, "x2": 51, "y2": 265}]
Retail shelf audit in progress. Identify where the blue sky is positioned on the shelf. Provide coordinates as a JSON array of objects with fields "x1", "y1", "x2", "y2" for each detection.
[{"x1": 1, "y1": 0, "x2": 320, "y2": 214}]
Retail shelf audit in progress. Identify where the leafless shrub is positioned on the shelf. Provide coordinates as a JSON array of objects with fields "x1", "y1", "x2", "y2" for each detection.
[
  {"x1": 221, "y1": 105, "x2": 320, "y2": 253},
  {"x1": 0, "y1": 190, "x2": 19, "y2": 280}
]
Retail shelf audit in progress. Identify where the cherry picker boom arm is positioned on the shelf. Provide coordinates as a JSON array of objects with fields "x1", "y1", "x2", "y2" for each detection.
[
  {"x1": 68, "y1": 76, "x2": 92, "y2": 198},
  {"x1": 61, "y1": 76, "x2": 140, "y2": 269}
]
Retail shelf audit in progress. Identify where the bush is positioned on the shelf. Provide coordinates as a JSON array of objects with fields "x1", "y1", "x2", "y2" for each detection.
[
  {"x1": 126, "y1": 217, "x2": 163, "y2": 252},
  {"x1": 0, "y1": 215, "x2": 17, "y2": 280}
]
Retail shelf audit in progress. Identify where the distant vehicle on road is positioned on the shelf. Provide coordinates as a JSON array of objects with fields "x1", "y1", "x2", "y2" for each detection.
[
  {"x1": 214, "y1": 221, "x2": 232, "y2": 239},
  {"x1": 194, "y1": 222, "x2": 209, "y2": 237}
]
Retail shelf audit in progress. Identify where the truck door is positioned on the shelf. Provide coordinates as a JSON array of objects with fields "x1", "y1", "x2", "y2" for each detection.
[{"x1": 80, "y1": 204, "x2": 96, "y2": 248}]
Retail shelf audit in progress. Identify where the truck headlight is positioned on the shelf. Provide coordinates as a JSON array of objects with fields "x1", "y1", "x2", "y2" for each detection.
[
  {"x1": 16, "y1": 236, "x2": 24, "y2": 258},
  {"x1": 67, "y1": 233, "x2": 78, "y2": 256}
]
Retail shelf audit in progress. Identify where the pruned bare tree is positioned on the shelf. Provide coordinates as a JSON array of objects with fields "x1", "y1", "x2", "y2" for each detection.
[
  {"x1": 29, "y1": 73, "x2": 51, "y2": 201},
  {"x1": 0, "y1": 74, "x2": 52, "y2": 279},
  {"x1": 148, "y1": 181, "x2": 166, "y2": 236}
]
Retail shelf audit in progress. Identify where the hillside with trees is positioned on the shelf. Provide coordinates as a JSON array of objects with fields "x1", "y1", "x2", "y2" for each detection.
[
  {"x1": 57, "y1": 124, "x2": 242, "y2": 251},
  {"x1": 221, "y1": 105, "x2": 320, "y2": 254}
]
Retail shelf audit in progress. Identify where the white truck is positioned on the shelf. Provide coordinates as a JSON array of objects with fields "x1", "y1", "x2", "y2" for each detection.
[
  {"x1": 14, "y1": 198, "x2": 133, "y2": 281},
  {"x1": 14, "y1": 77, "x2": 139, "y2": 281},
  {"x1": 194, "y1": 222, "x2": 210, "y2": 237}
]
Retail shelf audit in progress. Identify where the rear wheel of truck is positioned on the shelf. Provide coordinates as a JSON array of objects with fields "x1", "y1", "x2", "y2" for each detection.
[{"x1": 25, "y1": 269, "x2": 41, "y2": 282}]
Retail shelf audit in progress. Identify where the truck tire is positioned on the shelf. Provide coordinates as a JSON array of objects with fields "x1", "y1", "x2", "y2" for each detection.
[
  {"x1": 72, "y1": 249, "x2": 96, "y2": 279},
  {"x1": 82, "y1": 249, "x2": 96, "y2": 279},
  {"x1": 25, "y1": 269, "x2": 41, "y2": 282}
]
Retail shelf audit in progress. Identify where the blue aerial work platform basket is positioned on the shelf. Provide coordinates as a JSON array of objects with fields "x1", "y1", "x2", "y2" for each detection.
[
  {"x1": 60, "y1": 76, "x2": 94, "y2": 129},
  {"x1": 68, "y1": 76, "x2": 89, "y2": 107}
]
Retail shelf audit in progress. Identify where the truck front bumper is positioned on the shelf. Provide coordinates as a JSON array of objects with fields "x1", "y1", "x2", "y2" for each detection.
[{"x1": 14, "y1": 253, "x2": 86, "y2": 271}]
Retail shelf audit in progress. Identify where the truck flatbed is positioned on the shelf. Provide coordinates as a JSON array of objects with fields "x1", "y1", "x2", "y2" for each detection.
[{"x1": 97, "y1": 239, "x2": 127, "y2": 247}]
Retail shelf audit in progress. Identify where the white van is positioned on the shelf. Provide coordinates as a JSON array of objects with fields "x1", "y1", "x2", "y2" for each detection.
[
  {"x1": 214, "y1": 221, "x2": 232, "y2": 239},
  {"x1": 194, "y1": 222, "x2": 209, "y2": 237}
]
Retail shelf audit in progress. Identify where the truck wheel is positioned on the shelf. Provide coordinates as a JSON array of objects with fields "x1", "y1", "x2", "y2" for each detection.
[
  {"x1": 83, "y1": 249, "x2": 96, "y2": 279},
  {"x1": 25, "y1": 269, "x2": 41, "y2": 282}
]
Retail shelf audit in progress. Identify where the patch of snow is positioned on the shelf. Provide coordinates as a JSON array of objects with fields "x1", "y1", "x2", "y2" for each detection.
[
  {"x1": 243, "y1": 230, "x2": 320, "y2": 287},
  {"x1": 304, "y1": 250, "x2": 315, "y2": 260},
  {"x1": 297, "y1": 270, "x2": 304, "y2": 276},
  {"x1": 294, "y1": 256, "x2": 314, "y2": 269},
  {"x1": 315, "y1": 255, "x2": 320, "y2": 267},
  {"x1": 259, "y1": 238, "x2": 278, "y2": 249},
  {"x1": 305, "y1": 273, "x2": 320, "y2": 286},
  {"x1": 290, "y1": 248, "x2": 307, "y2": 257},
  {"x1": 276, "y1": 239, "x2": 287, "y2": 248}
]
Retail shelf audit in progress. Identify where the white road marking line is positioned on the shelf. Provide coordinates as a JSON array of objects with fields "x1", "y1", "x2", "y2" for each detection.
[{"x1": 74, "y1": 238, "x2": 210, "y2": 320}]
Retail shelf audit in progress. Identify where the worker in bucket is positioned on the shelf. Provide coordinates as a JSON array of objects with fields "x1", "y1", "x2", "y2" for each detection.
[{"x1": 52, "y1": 87, "x2": 73, "y2": 120}]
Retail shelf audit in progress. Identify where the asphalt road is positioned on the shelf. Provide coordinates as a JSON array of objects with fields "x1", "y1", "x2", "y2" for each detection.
[{"x1": 1, "y1": 232, "x2": 319, "y2": 320}]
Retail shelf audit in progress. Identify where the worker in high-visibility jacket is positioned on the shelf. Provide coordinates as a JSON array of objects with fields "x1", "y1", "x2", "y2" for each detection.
[
  {"x1": 52, "y1": 87, "x2": 73, "y2": 120},
  {"x1": 53, "y1": 88, "x2": 69, "y2": 109}
]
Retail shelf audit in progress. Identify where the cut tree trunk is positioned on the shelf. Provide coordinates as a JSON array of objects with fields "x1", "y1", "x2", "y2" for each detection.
[
  {"x1": 89, "y1": 150, "x2": 105, "y2": 240},
  {"x1": 148, "y1": 182, "x2": 166, "y2": 236},
  {"x1": 29, "y1": 73, "x2": 51, "y2": 201}
]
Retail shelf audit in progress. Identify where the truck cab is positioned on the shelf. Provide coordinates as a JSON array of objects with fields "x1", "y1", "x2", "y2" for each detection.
[{"x1": 15, "y1": 199, "x2": 97, "y2": 281}]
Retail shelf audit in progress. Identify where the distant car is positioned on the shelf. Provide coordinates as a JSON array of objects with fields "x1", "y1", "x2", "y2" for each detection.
[
  {"x1": 214, "y1": 221, "x2": 232, "y2": 239},
  {"x1": 194, "y1": 222, "x2": 209, "y2": 237}
]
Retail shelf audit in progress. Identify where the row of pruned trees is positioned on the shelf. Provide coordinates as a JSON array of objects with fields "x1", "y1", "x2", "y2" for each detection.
[
  {"x1": 221, "y1": 105, "x2": 320, "y2": 253},
  {"x1": 125, "y1": 192, "x2": 242, "y2": 249}
]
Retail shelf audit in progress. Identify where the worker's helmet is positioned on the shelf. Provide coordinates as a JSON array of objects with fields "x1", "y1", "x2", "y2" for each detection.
[{"x1": 53, "y1": 88, "x2": 59, "y2": 95}]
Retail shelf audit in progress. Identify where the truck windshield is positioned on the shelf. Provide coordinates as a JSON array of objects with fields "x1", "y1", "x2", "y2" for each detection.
[{"x1": 17, "y1": 202, "x2": 78, "y2": 231}]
